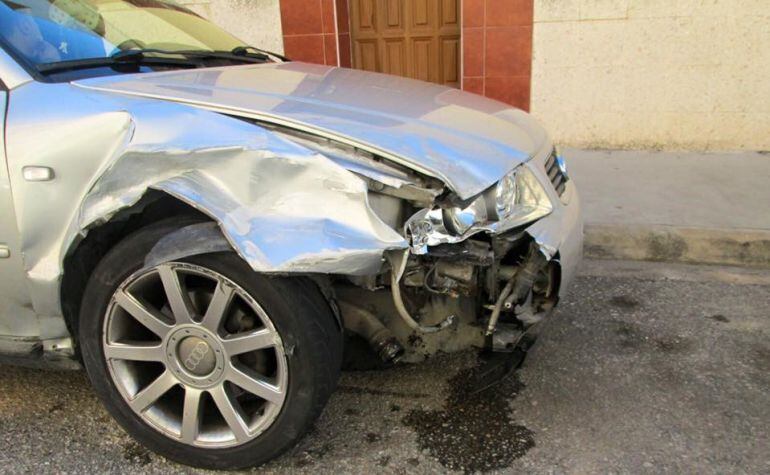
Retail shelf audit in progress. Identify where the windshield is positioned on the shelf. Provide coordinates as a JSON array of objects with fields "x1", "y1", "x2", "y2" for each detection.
[{"x1": 0, "y1": 0, "x2": 251, "y2": 72}]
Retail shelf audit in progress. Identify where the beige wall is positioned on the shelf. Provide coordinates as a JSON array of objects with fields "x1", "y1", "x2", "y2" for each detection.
[
  {"x1": 178, "y1": 0, "x2": 284, "y2": 54},
  {"x1": 531, "y1": 0, "x2": 770, "y2": 151}
]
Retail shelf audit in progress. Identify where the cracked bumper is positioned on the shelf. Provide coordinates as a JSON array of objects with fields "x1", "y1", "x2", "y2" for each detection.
[{"x1": 525, "y1": 178, "x2": 584, "y2": 298}]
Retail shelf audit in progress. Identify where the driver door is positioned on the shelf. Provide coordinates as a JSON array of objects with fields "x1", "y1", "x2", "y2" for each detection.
[{"x1": 0, "y1": 80, "x2": 39, "y2": 352}]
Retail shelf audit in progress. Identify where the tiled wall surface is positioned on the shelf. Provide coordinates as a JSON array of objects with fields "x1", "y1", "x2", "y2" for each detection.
[
  {"x1": 462, "y1": 0, "x2": 534, "y2": 110},
  {"x1": 280, "y1": 0, "x2": 341, "y2": 66}
]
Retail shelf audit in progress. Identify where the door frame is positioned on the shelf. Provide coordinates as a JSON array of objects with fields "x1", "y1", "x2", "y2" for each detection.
[
  {"x1": 279, "y1": 0, "x2": 535, "y2": 110},
  {"x1": 0, "y1": 46, "x2": 33, "y2": 90}
]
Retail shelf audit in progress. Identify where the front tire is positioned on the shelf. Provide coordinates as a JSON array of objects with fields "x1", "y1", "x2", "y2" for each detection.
[{"x1": 79, "y1": 221, "x2": 342, "y2": 469}]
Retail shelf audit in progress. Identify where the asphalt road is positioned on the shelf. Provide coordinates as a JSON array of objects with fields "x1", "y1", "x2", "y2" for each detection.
[{"x1": 1, "y1": 260, "x2": 768, "y2": 474}]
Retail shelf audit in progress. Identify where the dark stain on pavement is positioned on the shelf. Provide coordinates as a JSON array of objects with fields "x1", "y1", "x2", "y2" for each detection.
[
  {"x1": 614, "y1": 322, "x2": 644, "y2": 348},
  {"x1": 403, "y1": 353, "x2": 535, "y2": 473},
  {"x1": 708, "y1": 314, "x2": 730, "y2": 323},
  {"x1": 613, "y1": 321, "x2": 692, "y2": 354},
  {"x1": 293, "y1": 442, "x2": 332, "y2": 468},
  {"x1": 376, "y1": 455, "x2": 391, "y2": 467},
  {"x1": 609, "y1": 294, "x2": 641, "y2": 309},
  {"x1": 337, "y1": 385, "x2": 430, "y2": 399},
  {"x1": 752, "y1": 344, "x2": 770, "y2": 372},
  {"x1": 654, "y1": 335, "x2": 694, "y2": 353},
  {"x1": 122, "y1": 441, "x2": 152, "y2": 466}
]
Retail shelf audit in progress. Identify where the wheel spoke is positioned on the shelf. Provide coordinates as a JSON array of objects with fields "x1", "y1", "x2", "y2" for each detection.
[
  {"x1": 115, "y1": 290, "x2": 172, "y2": 338},
  {"x1": 201, "y1": 281, "x2": 235, "y2": 332},
  {"x1": 209, "y1": 384, "x2": 250, "y2": 443},
  {"x1": 180, "y1": 387, "x2": 203, "y2": 444},
  {"x1": 226, "y1": 365, "x2": 285, "y2": 406},
  {"x1": 221, "y1": 329, "x2": 277, "y2": 356},
  {"x1": 129, "y1": 370, "x2": 177, "y2": 412},
  {"x1": 104, "y1": 342, "x2": 163, "y2": 362},
  {"x1": 157, "y1": 265, "x2": 195, "y2": 325}
]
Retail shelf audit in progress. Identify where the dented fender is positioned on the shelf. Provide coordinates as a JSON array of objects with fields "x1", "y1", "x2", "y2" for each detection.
[{"x1": 5, "y1": 82, "x2": 406, "y2": 322}]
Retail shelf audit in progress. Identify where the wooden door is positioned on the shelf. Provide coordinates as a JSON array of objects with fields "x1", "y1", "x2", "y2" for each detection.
[{"x1": 349, "y1": 0, "x2": 461, "y2": 88}]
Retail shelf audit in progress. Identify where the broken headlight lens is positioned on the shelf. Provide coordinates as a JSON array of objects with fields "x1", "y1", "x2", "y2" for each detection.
[
  {"x1": 491, "y1": 165, "x2": 553, "y2": 225},
  {"x1": 443, "y1": 195, "x2": 489, "y2": 235},
  {"x1": 495, "y1": 171, "x2": 517, "y2": 217},
  {"x1": 442, "y1": 165, "x2": 553, "y2": 236}
]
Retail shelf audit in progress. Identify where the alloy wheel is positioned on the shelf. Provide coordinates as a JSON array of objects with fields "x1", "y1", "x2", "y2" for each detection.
[{"x1": 102, "y1": 262, "x2": 287, "y2": 448}]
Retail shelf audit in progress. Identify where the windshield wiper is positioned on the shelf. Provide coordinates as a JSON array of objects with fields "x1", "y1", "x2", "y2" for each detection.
[
  {"x1": 36, "y1": 48, "x2": 272, "y2": 75},
  {"x1": 36, "y1": 50, "x2": 202, "y2": 75},
  {"x1": 231, "y1": 46, "x2": 288, "y2": 62}
]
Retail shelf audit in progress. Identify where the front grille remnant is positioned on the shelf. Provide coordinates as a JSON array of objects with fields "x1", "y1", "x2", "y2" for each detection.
[{"x1": 544, "y1": 150, "x2": 567, "y2": 197}]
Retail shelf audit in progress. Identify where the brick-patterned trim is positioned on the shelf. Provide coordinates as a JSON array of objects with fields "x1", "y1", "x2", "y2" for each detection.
[
  {"x1": 280, "y1": 0, "x2": 338, "y2": 66},
  {"x1": 280, "y1": 0, "x2": 534, "y2": 110},
  {"x1": 462, "y1": 0, "x2": 533, "y2": 110}
]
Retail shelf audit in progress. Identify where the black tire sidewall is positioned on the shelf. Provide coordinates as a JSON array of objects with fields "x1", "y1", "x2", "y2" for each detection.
[{"x1": 79, "y1": 222, "x2": 341, "y2": 469}]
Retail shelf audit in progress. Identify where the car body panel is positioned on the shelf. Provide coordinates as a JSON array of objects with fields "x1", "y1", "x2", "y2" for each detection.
[
  {"x1": 0, "y1": 88, "x2": 42, "y2": 350},
  {"x1": 0, "y1": 47, "x2": 32, "y2": 90},
  {"x1": 5, "y1": 80, "x2": 407, "y2": 324},
  {"x1": 74, "y1": 62, "x2": 549, "y2": 200},
  {"x1": 0, "y1": 56, "x2": 581, "y2": 366}
]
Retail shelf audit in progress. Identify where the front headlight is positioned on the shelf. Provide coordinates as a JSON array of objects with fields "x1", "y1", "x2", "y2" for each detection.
[
  {"x1": 444, "y1": 165, "x2": 553, "y2": 235},
  {"x1": 491, "y1": 165, "x2": 553, "y2": 226}
]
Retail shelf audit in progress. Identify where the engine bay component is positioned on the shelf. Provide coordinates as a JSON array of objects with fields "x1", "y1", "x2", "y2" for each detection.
[
  {"x1": 388, "y1": 251, "x2": 456, "y2": 334},
  {"x1": 337, "y1": 301, "x2": 404, "y2": 363},
  {"x1": 489, "y1": 323, "x2": 525, "y2": 353},
  {"x1": 486, "y1": 241, "x2": 550, "y2": 337}
]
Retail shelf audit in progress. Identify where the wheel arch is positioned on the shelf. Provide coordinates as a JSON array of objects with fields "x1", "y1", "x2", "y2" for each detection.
[
  {"x1": 60, "y1": 190, "x2": 343, "y2": 355},
  {"x1": 60, "y1": 191, "x2": 212, "y2": 346}
]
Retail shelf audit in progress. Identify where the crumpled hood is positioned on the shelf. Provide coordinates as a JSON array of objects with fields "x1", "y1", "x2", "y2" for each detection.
[{"x1": 75, "y1": 62, "x2": 548, "y2": 199}]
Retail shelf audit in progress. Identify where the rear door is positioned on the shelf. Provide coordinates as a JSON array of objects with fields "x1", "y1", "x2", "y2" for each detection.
[{"x1": 0, "y1": 78, "x2": 39, "y2": 351}]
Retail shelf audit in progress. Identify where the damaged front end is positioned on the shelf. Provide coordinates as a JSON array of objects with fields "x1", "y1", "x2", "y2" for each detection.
[
  {"x1": 7, "y1": 81, "x2": 580, "y2": 366},
  {"x1": 271, "y1": 126, "x2": 583, "y2": 363}
]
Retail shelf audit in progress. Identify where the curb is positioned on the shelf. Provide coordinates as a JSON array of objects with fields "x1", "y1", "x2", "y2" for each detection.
[{"x1": 584, "y1": 224, "x2": 770, "y2": 268}]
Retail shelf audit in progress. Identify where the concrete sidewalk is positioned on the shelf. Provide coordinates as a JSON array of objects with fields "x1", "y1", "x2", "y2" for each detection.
[{"x1": 565, "y1": 149, "x2": 770, "y2": 267}]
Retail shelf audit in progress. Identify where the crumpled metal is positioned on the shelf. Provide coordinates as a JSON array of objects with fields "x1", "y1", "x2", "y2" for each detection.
[
  {"x1": 6, "y1": 83, "x2": 405, "y2": 318},
  {"x1": 75, "y1": 62, "x2": 547, "y2": 200},
  {"x1": 78, "y1": 118, "x2": 408, "y2": 275}
]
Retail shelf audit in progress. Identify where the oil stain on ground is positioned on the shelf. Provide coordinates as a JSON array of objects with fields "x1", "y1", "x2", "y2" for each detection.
[
  {"x1": 609, "y1": 294, "x2": 641, "y2": 309},
  {"x1": 403, "y1": 354, "x2": 535, "y2": 473},
  {"x1": 122, "y1": 440, "x2": 152, "y2": 466},
  {"x1": 612, "y1": 321, "x2": 692, "y2": 353},
  {"x1": 708, "y1": 314, "x2": 730, "y2": 323}
]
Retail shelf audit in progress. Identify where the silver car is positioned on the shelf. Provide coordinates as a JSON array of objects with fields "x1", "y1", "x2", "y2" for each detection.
[{"x1": 0, "y1": 0, "x2": 582, "y2": 469}]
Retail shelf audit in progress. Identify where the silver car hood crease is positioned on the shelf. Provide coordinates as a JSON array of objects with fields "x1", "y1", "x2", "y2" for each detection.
[{"x1": 74, "y1": 62, "x2": 548, "y2": 199}]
